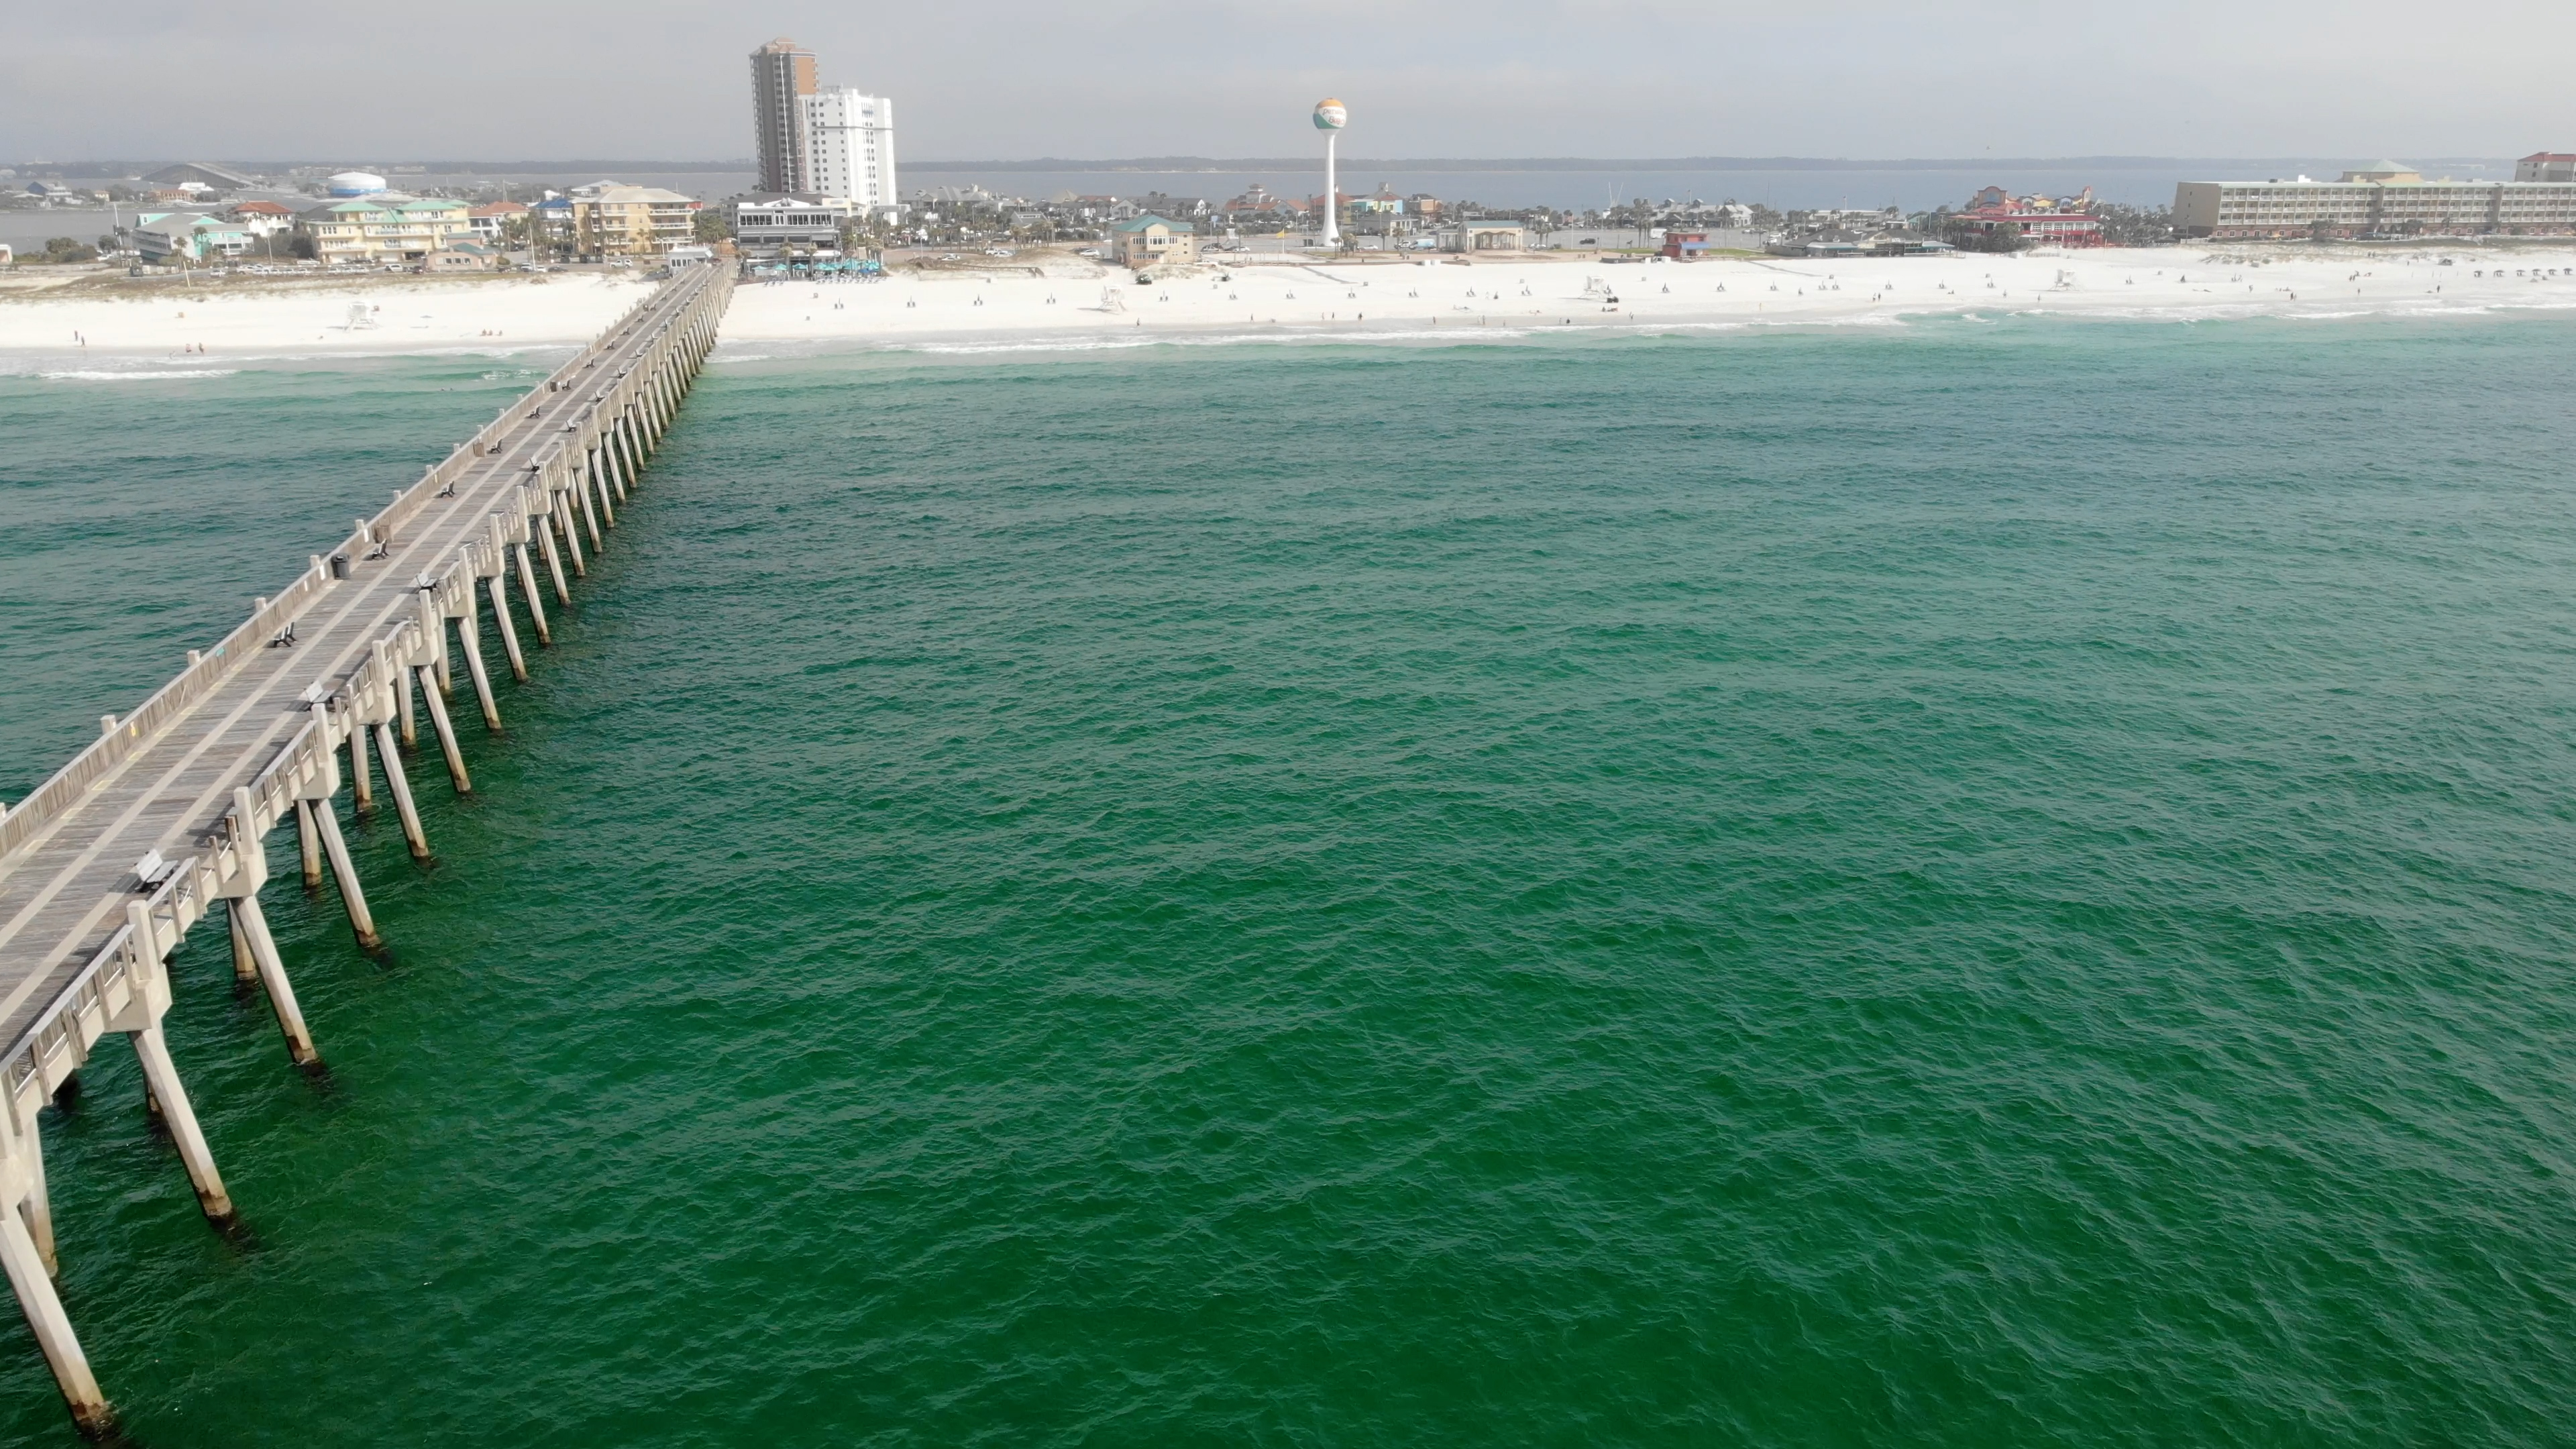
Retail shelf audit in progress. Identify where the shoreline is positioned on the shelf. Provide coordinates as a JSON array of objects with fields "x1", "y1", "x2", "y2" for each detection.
[{"x1": 4, "y1": 244, "x2": 2572, "y2": 374}]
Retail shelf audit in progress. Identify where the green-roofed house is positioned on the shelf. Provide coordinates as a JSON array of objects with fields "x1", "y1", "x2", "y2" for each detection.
[
  {"x1": 296, "y1": 196, "x2": 474, "y2": 264},
  {"x1": 131, "y1": 213, "x2": 254, "y2": 264},
  {"x1": 1108, "y1": 213, "x2": 1197, "y2": 269}
]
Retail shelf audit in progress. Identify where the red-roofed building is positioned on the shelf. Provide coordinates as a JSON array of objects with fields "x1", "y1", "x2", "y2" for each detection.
[
  {"x1": 1955, "y1": 186, "x2": 2104, "y2": 246},
  {"x1": 2516, "y1": 152, "x2": 2576, "y2": 183},
  {"x1": 225, "y1": 199, "x2": 297, "y2": 236}
]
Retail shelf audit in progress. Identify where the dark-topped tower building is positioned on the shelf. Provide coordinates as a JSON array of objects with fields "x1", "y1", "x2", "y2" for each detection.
[{"x1": 749, "y1": 38, "x2": 818, "y2": 195}]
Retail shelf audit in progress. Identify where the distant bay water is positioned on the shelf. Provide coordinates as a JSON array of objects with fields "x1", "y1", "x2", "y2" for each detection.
[
  {"x1": 904, "y1": 157, "x2": 2528, "y2": 211},
  {"x1": 2, "y1": 316, "x2": 2573, "y2": 1444}
]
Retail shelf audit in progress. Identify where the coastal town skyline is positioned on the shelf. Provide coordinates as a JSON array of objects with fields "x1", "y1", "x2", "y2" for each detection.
[{"x1": 5, "y1": 0, "x2": 2571, "y2": 162}]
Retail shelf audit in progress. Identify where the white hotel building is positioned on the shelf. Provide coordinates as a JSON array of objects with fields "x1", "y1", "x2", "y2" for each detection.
[
  {"x1": 2176, "y1": 158, "x2": 2576, "y2": 239},
  {"x1": 803, "y1": 87, "x2": 898, "y2": 211}
]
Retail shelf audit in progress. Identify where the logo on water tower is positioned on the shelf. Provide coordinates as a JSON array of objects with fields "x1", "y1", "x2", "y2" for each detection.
[{"x1": 1313, "y1": 99, "x2": 1348, "y2": 130}]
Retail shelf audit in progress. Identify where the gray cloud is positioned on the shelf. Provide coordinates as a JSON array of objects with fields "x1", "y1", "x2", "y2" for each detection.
[{"x1": 4, "y1": 0, "x2": 2570, "y2": 161}]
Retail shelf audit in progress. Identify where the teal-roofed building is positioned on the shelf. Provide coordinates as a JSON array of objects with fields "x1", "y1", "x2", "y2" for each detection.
[
  {"x1": 295, "y1": 196, "x2": 472, "y2": 262},
  {"x1": 1108, "y1": 214, "x2": 1197, "y2": 269}
]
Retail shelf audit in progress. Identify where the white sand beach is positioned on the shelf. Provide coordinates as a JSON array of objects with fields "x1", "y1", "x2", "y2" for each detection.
[
  {"x1": 720, "y1": 244, "x2": 2576, "y2": 352},
  {"x1": 4, "y1": 246, "x2": 2573, "y2": 374},
  {"x1": 0, "y1": 271, "x2": 660, "y2": 374}
]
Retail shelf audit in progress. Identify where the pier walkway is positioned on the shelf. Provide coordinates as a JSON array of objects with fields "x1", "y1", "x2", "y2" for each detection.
[{"x1": 0, "y1": 265, "x2": 733, "y2": 1435}]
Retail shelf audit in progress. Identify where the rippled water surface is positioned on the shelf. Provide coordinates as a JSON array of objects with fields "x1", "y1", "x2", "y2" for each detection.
[{"x1": 3, "y1": 319, "x2": 2574, "y2": 1446}]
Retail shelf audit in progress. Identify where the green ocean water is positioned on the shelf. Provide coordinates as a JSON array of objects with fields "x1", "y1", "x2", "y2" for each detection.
[{"x1": 3, "y1": 317, "x2": 2575, "y2": 1446}]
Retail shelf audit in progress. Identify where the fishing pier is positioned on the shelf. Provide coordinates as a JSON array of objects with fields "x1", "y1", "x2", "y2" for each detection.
[{"x1": 0, "y1": 266, "x2": 733, "y2": 1434}]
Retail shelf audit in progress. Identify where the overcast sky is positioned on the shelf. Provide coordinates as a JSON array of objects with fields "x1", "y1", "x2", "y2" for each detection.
[{"x1": 6, "y1": 0, "x2": 2571, "y2": 162}]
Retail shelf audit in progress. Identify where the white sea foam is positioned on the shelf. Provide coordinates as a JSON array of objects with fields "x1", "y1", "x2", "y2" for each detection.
[{"x1": 37, "y1": 368, "x2": 241, "y2": 382}]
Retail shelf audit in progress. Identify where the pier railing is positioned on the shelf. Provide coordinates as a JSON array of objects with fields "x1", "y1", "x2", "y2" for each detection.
[
  {"x1": 0, "y1": 283, "x2": 672, "y2": 864},
  {"x1": 0, "y1": 264, "x2": 734, "y2": 1438}
]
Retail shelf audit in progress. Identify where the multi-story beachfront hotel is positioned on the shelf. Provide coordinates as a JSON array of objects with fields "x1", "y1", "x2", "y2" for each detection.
[{"x1": 2176, "y1": 157, "x2": 2576, "y2": 239}]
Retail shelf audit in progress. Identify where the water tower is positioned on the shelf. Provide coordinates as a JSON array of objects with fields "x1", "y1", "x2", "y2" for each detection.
[{"x1": 1313, "y1": 99, "x2": 1347, "y2": 246}]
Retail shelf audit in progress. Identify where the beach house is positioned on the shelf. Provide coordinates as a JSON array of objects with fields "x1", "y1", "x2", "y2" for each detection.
[
  {"x1": 468, "y1": 201, "x2": 529, "y2": 243},
  {"x1": 1438, "y1": 221, "x2": 1528, "y2": 253},
  {"x1": 1108, "y1": 215, "x2": 1197, "y2": 268},
  {"x1": 226, "y1": 200, "x2": 297, "y2": 238},
  {"x1": 424, "y1": 240, "x2": 502, "y2": 272},
  {"x1": 131, "y1": 213, "x2": 254, "y2": 264}
]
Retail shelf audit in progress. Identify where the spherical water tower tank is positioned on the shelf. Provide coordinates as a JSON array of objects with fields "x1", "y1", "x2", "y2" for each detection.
[{"x1": 327, "y1": 171, "x2": 388, "y2": 197}]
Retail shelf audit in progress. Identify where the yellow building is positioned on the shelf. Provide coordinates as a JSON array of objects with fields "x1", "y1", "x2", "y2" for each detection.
[
  {"x1": 296, "y1": 198, "x2": 474, "y2": 263},
  {"x1": 571, "y1": 184, "x2": 702, "y2": 258},
  {"x1": 1107, "y1": 214, "x2": 1197, "y2": 268}
]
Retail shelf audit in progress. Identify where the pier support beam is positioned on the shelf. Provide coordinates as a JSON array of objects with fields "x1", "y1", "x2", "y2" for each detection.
[
  {"x1": 348, "y1": 716, "x2": 375, "y2": 814},
  {"x1": 19, "y1": 1118, "x2": 55, "y2": 1276},
  {"x1": 228, "y1": 898, "x2": 257, "y2": 983},
  {"x1": 129, "y1": 1026, "x2": 233, "y2": 1226},
  {"x1": 311, "y1": 802, "x2": 381, "y2": 951},
  {"x1": 296, "y1": 799, "x2": 323, "y2": 888},
  {"x1": 592, "y1": 464, "x2": 616, "y2": 529},
  {"x1": 231, "y1": 894, "x2": 320, "y2": 1070},
  {"x1": 537, "y1": 513, "x2": 575, "y2": 599},
  {"x1": 0, "y1": 1204, "x2": 107, "y2": 1438},
  {"x1": 600, "y1": 440, "x2": 628, "y2": 502},
  {"x1": 615, "y1": 417, "x2": 643, "y2": 485},
  {"x1": 557, "y1": 498, "x2": 588, "y2": 577},
  {"x1": 575, "y1": 472, "x2": 604, "y2": 553},
  {"x1": 455, "y1": 607, "x2": 502, "y2": 731},
  {"x1": 488, "y1": 574, "x2": 529, "y2": 680},
  {"x1": 374, "y1": 722, "x2": 431, "y2": 860},
  {"x1": 416, "y1": 665, "x2": 472, "y2": 794},
  {"x1": 396, "y1": 659, "x2": 418, "y2": 751},
  {"x1": 513, "y1": 543, "x2": 554, "y2": 643}
]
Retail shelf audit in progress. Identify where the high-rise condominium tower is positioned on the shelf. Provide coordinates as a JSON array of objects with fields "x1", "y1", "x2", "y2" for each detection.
[
  {"x1": 749, "y1": 38, "x2": 818, "y2": 194},
  {"x1": 803, "y1": 89, "x2": 898, "y2": 209},
  {"x1": 748, "y1": 38, "x2": 900, "y2": 207}
]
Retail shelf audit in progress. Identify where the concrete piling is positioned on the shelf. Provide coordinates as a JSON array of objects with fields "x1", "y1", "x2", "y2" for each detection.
[
  {"x1": 231, "y1": 894, "x2": 319, "y2": 1070},
  {"x1": 374, "y1": 722, "x2": 430, "y2": 860},
  {"x1": 513, "y1": 543, "x2": 553, "y2": 643},
  {"x1": 557, "y1": 495, "x2": 588, "y2": 576},
  {"x1": 575, "y1": 469, "x2": 604, "y2": 552},
  {"x1": 310, "y1": 801, "x2": 380, "y2": 950},
  {"x1": 19, "y1": 1116, "x2": 55, "y2": 1276},
  {"x1": 416, "y1": 666, "x2": 472, "y2": 794},
  {"x1": 348, "y1": 714, "x2": 375, "y2": 813},
  {"x1": 295, "y1": 799, "x2": 323, "y2": 888},
  {"x1": 228, "y1": 898, "x2": 257, "y2": 983},
  {"x1": 455, "y1": 606, "x2": 502, "y2": 732},
  {"x1": 488, "y1": 574, "x2": 529, "y2": 680},
  {"x1": 0, "y1": 1205, "x2": 105, "y2": 1437},
  {"x1": 128, "y1": 1026, "x2": 233, "y2": 1226}
]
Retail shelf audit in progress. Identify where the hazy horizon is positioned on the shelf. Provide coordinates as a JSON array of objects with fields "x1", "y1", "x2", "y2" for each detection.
[
  {"x1": 5, "y1": 1, "x2": 2569, "y2": 163},
  {"x1": 0, "y1": 154, "x2": 2532, "y2": 173}
]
